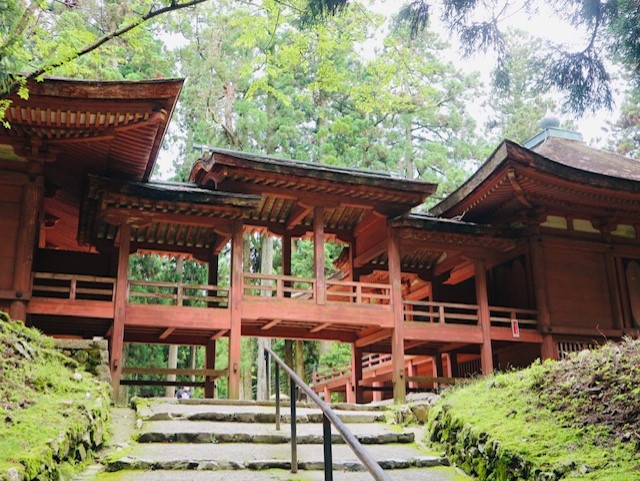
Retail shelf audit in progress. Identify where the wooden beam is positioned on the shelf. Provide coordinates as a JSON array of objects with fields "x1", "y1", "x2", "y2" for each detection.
[
  {"x1": 210, "y1": 329, "x2": 228, "y2": 341},
  {"x1": 475, "y1": 260, "x2": 493, "y2": 375},
  {"x1": 212, "y1": 234, "x2": 230, "y2": 255},
  {"x1": 159, "y1": 327, "x2": 175, "y2": 340},
  {"x1": 355, "y1": 328, "x2": 392, "y2": 347},
  {"x1": 314, "y1": 206, "x2": 326, "y2": 305},
  {"x1": 111, "y1": 222, "x2": 130, "y2": 399},
  {"x1": 351, "y1": 344, "x2": 364, "y2": 404},
  {"x1": 125, "y1": 305, "x2": 230, "y2": 330},
  {"x1": 286, "y1": 203, "x2": 313, "y2": 230},
  {"x1": 228, "y1": 219, "x2": 243, "y2": 400},
  {"x1": 388, "y1": 227, "x2": 406, "y2": 403},
  {"x1": 10, "y1": 177, "x2": 43, "y2": 321},
  {"x1": 205, "y1": 339, "x2": 216, "y2": 398},
  {"x1": 354, "y1": 240, "x2": 388, "y2": 268},
  {"x1": 310, "y1": 322, "x2": 332, "y2": 333},
  {"x1": 529, "y1": 238, "x2": 557, "y2": 359},
  {"x1": 261, "y1": 319, "x2": 282, "y2": 331}
]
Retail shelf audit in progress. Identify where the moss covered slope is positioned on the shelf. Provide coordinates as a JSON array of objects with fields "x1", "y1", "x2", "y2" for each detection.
[
  {"x1": 429, "y1": 339, "x2": 640, "y2": 481},
  {"x1": 0, "y1": 312, "x2": 110, "y2": 481}
]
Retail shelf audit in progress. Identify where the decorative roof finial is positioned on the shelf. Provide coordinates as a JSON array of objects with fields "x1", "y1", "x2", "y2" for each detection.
[{"x1": 540, "y1": 112, "x2": 561, "y2": 130}]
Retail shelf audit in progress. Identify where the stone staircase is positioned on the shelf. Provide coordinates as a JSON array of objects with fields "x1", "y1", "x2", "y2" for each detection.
[{"x1": 98, "y1": 399, "x2": 470, "y2": 481}]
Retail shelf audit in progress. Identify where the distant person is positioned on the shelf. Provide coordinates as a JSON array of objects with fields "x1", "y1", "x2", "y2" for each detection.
[{"x1": 176, "y1": 386, "x2": 191, "y2": 399}]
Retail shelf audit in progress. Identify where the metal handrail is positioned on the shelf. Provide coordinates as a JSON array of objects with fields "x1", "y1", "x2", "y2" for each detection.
[{"x1": 264, "y1": 346, "x2": 391, "y2": 481}]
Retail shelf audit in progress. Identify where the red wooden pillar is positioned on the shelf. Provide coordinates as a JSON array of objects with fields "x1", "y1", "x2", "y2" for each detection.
[
  {"x1": 388, "y1": 227, "x2": 406, "y2": 403},
  {"x1": 372, "y1": 382, "x2": 383, "y2": 402},
  {"x1": 448, "y1": 352, "x2": 460, "y2": 378},
  {"x1": 205, "y1": 339, "x2": 216, "y2": 398},
  {"x1": 475, "y1": 260, "x2": 494, "y2": 375},
  {"x1": 350, "y1": 344, "x2": 364, "y2": 404},
  {"x1": 323, "y1": 386, "x2": 331, "y2": 403},
  {"x1": 10, "y1": 177, "x2": 43, "y2": 321},
  {"x1": 228, "y1": 220, "x2": 243, "y2": 400},
  {"x1": 529, "y1": 239, "x2": 557, "y2": 359},
  {"x1": 205, "y1": 254, "x2": 219, "y2": 399},
  {"x1": 408, "y1": 361, "x2": 418, "y2": 390},
  {"x1": 111, "y1": 222, "x2": 130, "y2": 399},
  {"x1": 313, "y1": 206, "x2": 325, "y2": 305}
]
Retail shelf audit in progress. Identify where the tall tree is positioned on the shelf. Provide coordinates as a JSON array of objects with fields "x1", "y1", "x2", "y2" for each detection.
[
  {"x1": 484, "y1": 30, "x2": 576, "y2": 144},
  {"x1": 306, "y1": 0, "x2": 640, "y2": 114},
  {"x1": 0, "y1": 0, "x2": 208, "y2": 123}
]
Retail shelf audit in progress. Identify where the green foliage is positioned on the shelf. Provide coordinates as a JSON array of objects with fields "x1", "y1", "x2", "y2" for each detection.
[
  {"x1": 0, "y1": 315, "x2": 110, "y2": 480},
  {"x1": 428, "y1": 339, "x2": 640, "y2": 480},
  {"x1": 306, "y1": 0, "x2": 640, "y2": 114},
  {"x1": 608, "y1": 83, "x2": 640, "y2": 158}
]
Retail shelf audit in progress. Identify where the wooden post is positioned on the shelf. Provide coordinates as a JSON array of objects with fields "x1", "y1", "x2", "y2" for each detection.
[
  {"x1": 604, "y1": 249, "x2": 623, "y2": 329},
  {"x1": 313, "y1": 207, "x2": 325, "y2": 305},
  {"x1": 529, "y1": 239, "x2": 557, "y2": 359},
  {"x1": 111, "y1": 222, "x2": 130, "y2": 400},
  {"x1": 282, "y1": 233, "x2": 292, "y2": 275},
  {"x1": 323, "y1": 386, "x2": 330, "y2": 403},
  {"x1": 10, "y1": 178, "x2": 43, "y2": 321},
  {"x1": 388, "y1": 227, "x2": 406, "y2": 403},
  {"x1": 345, "y1": 379, "x2": 354, "y2": 404},
  {"x1": 474, "y1": 260, "x2": 494, "y2": 375},
  {"x1": 372, "y1": 382, "x2": 383, "y2": 402},
  {"x1": 448, "y1": 352, "x2": 460, "y2": 378},
  {"x1": 351, "y1": 344, "x2": 364, "y2": 404},
  {"x1": 615, "y1": 257, "x2": 631, "y2": 329},
  {"x1": 228, "y1": 220, "x2": 243, "y2": 400},
  {"x1": 408, "y1": 361, "x2": 418, "y2": 390},
  {"x1": 205, "y1": 339, "x2": 216, "y2": 398}
]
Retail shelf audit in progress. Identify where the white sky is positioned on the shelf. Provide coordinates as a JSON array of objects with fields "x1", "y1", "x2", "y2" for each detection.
[{"x1": 155, "y1": 0, "x2": 625, "y2": 179}]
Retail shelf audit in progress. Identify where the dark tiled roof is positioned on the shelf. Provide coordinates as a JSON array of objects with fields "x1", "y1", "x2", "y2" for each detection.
[{"x1": 532, "y1": 136, "x2": 640, "y2": 181}]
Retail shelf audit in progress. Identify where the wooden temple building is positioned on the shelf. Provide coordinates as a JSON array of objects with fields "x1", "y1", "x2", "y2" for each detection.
[{"x1": 1, "y1": 78, "x2": 639, "y2": 403}]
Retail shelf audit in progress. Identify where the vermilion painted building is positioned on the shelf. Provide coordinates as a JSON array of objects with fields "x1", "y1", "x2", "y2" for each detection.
[{"x1": 1, "y1": 78, "x2": 638, "y2": 403}]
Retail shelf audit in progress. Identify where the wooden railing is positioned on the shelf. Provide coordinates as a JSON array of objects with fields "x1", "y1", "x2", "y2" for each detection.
[
  {"x1": 362, "y1": 353, "x2": 392, "y2": 369},
  {"x1": 32, "y1": 272, "x2": 116, "y2": 301},
  {"x1": 404, "y1": 300, "x2": 479, "y2": 325},
  {"x1": 404, "y1": 300, "x2": 538, "y2": 329},
  {"x1": 489, "y1": 306, "x2": 538, "y2": 328},
  {"x1": 243, "y1": 273, "x2": 315, "y2": 300},
  {"x1": 128, "y1": 280, "x2": 229, "y2": 308},
  {"x1": 326, "y1": 280, "x2": 391, "y2": 305},
  {"x1": 121, "y1": 367, "x2": 228, "y2": 388}
]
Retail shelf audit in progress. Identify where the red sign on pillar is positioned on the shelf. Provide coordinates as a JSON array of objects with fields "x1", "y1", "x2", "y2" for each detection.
[{"x1": 511, "y1": 319, "x2": 520, "y2": 338}]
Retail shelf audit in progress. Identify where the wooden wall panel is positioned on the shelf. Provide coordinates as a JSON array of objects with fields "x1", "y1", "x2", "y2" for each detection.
[
  {"x1": 545, "y1": 247, "x2": 613, "y2": 329},
  {"x1": 0, "y1": 197, "x2": 21, "y2": 289},
  {"x1": 33, "y1": 249, "x2": 114, "y2": 277}
]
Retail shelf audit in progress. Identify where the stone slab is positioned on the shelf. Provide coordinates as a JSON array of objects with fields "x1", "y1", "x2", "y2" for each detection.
[
  {"x1": 107, "y1": 442, "x2": 448, "y2": 472},
  {"x1": 140, "y1": 402, "x2": 385, "y2": 424},
  {"x1": 96, "y1": 467, "x2": 469, "y2": 481},
  {"x1": 138, "y1": 420, "x2": 413, "y2": 444}
]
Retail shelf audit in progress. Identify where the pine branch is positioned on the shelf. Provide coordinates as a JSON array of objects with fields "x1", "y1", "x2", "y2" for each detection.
[{"x1": 1, "y1": 0, "x2": 210, "y2": 98}]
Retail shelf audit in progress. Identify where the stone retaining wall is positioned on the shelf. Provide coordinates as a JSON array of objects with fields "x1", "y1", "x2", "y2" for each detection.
[
  {"x1": 429, "y1": 405, "x2": 563, "y2": 481},
  {"x1": 53, "y1": 338, "x2": 111, "y2": 383}
]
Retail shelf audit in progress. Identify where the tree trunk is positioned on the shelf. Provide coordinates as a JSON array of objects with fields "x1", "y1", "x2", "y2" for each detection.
[
  {"x1": 166, "y1": 345, "x2": 178, "y2": 397},
  {"x1": 257, "y1": 235, "x2": 273, "y2": 400}
]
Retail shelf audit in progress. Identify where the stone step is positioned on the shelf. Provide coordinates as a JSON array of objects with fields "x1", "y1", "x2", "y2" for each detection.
[
  {"x1": 106, "y1": 443, "x2": 448, "y2": 472},
  {"x1": 137, "y1": 420, "x2": 413, "y2": 444},
  {"x1": 169, "y1": 398, "x2": 386, "y2": 412},
  {"x1": 138, "y1": 402, "x2": 385, "y2": 424},
  {"x1": 98, "y1": 467, "x2": 468, "y2": 480}
]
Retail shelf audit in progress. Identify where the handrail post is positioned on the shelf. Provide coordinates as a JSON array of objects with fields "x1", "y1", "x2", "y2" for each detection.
[
  {"x1": 438, "y1": 304, "x2": 445, "y2": 324},
  {"x1": 70, "y1": 279, "x2": 77, "y2": 300},
  {"x1": 290, "y1": 382, "x2": 298, "y2": 473},
  {"x1": 275, "y1": 361, "x2": 281, "y2": 431},
  {"x1": 323, "y1": 414, "x2": 333, "y2": 481}
]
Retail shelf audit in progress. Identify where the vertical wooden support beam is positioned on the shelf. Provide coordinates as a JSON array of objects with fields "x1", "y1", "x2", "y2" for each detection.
[
  {"x1": 282, "y1": 233, "x2": 292, "y2": 299},
  {"x1": 323, "y1": 386, "x2": 330, "y2": 403},
  {"x1": 205, "y1": 339, "x2": 216, "y2": 398},
  {"x1": 529, "y1": 240, "x2": 557, "y2": 360},
  {"x1": 388, "y1": 227, "x2": 406, "y2": 403},
  {"x1": 448, "y1": 352, "x2": 460, "y2": 378},
  {"x1": 408, "y1": 361, "x2": 418, "y2": 390},
  {"x1": 604, "y1": 249, "x2": 623, "y2": 329},
  {"x1": 228, "y1": 220, "x2": 243, "y2": 400},
  {"x1": 111, "y1": 222, "x2": 130, "y2": 400},
  {"x1": 350, "y1": 344, "x2": 364, "y2": 404},
  {"x1": 372, "y1": 382, "x2": 383, "y2": 402},
  {"x1": 615, "y1": 257, "x2": 631, "y2": 329},
  {"x1": 345, "y1": 379, "x2": 355, "y2": 404},
  {"x1": 10, "y1": 178, "x2": 42, "y2": 321},
  {"x1": 475, "y1": 260, "x2": 494, "y2": 375},
  {"x1": 313, "y1": 207, "x2": 325, "y2": 305}
]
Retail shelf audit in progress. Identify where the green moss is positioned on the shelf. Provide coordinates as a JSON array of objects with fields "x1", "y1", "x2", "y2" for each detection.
[
  {"x1": 0, "y1": 315, "x2": 111, "y2": 480},
  {"x1": 428, "y1": 341, "x2": 640, "y2": 480}
]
